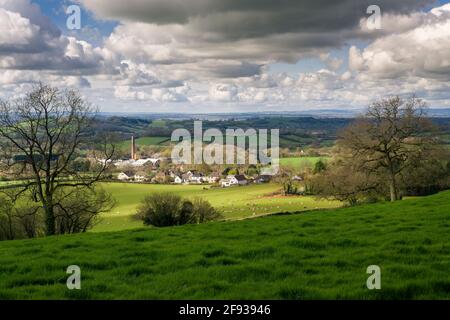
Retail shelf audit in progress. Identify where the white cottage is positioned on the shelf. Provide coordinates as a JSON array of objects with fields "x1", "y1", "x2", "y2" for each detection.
[{"x1": 117, "y1": 172, "x2": 132, "y2": 181}]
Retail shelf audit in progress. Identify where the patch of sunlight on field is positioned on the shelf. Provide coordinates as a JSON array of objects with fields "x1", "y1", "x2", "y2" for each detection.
[
  {"x1": 93, "y1": 182, "x2": 340, "y2": 232},
  {"x1": 280, "y1": 156, "x2": 329, "y2": 169}
]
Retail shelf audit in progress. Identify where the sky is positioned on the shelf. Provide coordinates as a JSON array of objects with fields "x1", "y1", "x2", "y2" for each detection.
[{"x1": 0, "y1": 0, "x2": 450, "y2": 113}]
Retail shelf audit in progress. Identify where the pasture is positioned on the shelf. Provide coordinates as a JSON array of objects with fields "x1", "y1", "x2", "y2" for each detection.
[
  {"x1": 95, "y1": 183, "x2": 339, "y2": 232},
  {"x1": 0, "y1": 190, "x2": 449, "y2": 299},
  {"x1": 280, "y1": 156, "x2": 328, "y2": 170}
]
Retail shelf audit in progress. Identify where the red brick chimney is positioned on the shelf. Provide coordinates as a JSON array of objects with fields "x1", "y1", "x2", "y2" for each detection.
[{"x1": 131, "y1": 136, "x2": 137, "y2": 160}]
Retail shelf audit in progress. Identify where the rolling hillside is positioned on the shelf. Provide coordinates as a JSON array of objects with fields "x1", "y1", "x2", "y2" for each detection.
[{"x1": 0, "y1": 191, "x2": 449, "y2": 299}]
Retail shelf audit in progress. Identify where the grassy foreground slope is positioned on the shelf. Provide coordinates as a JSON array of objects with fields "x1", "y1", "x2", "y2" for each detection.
[{"x1": 0, "y1": 191, "x2": 450, "y2": 299}]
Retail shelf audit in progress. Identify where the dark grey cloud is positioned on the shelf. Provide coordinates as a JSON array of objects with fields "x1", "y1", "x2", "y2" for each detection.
[
  {"x1": 206, "y1": 61, "x2": 263, "y2": 78},
  {"x1": 82, "y1": 0, "x2": 433, "y2": 41}
]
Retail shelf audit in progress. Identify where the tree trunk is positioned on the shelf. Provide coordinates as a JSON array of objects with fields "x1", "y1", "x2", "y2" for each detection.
[
  {"x1": 44, "y1": 203, "x2": 56, "y2": 236},
  {"x1": 389, "y1": 177, "x2": 398, "y2": 202}
]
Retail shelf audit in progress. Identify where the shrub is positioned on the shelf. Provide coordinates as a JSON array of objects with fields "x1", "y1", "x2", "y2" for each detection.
[
  {"x1": 135, "y1": 193, "x2": 222, "y2": 227},
  {"x1": 135, "y1": 193, "x2": 184, "y2": 227},
  {"x1": 191, "y1": 197, "x2": 223, "y2": 223},
  {"x1": 178, "y1": 199, "x2": 195, "y2": 225}
]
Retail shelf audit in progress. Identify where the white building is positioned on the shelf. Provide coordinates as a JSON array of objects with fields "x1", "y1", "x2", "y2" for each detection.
[
  {"x1": 189, "y1": 174, "x2": 204, "y2": 184},
  {"x1": 221, "y1": 175, "x2": 247, "y2": 187},
  {"x1": 220, "y1": 179, "x2": 232, "y2": 187},
  {"x1": 205, "y1": 175, "x2": 220, "y2": 184},
  {"x1": 134, "y1": 173, "x2": 148, "y2": 182},
  {"x1": 117, "y1": 172, "x2": 132, "y2": 181},
  {"x1": 229, "y1": 175, "x2": 248, "y2": 186},
  {"x1": 174, "y1": 176, "x2": 183, "y2": 184},
  {"x1": 114, "y1": 158, "x2": 161, "y2": 168}
]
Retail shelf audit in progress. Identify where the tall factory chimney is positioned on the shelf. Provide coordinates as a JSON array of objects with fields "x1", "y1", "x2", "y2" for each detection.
[{"x1": 131, "y1": 136, "x2": 137, "y2": 160}]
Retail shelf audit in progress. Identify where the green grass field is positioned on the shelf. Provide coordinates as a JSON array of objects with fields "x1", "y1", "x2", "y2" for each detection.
[
  {"x1": 280, "y1": 156, "x2": 328, "y2": 169},
  {"x1": 95, "y1": 183, "x2": 339, "y2": 232},
  {"x1": 149, "y1": 120, "x2": 167, "y2": 128},
  {"x1": 0, "y1": 190, "x2": 449, "y2": 299},
  {"x1": 117, "y1": 136, "x2": 171, "y2": 151}
]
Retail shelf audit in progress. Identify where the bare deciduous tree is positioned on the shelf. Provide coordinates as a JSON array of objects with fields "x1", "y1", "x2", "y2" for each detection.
[
  {"x1": 339, "y1": 96, "x2": 439, "y2": 201},
  {"x1": 0, "y1": 84, "x2": 115, "y2": 236}
]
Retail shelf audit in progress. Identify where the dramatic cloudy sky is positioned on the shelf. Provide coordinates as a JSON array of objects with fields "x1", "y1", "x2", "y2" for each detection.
[{"x1": 0, "y1": 0, "x2": 449, "y2": 112}]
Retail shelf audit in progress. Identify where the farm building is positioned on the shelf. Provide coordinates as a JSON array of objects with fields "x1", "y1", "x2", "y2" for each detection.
[
  {"x1": 134, "y1": 172, "x2": 148, "y2": 182},
  {"x1": 204, "y1": 173, "x2": 220, "y2": 184},
  {"x1": 221, "y1": 175, "x2": 248, "y2": 187},
  {"x1": 117, "y1": 172, "x2": 133, "y2": 181},
  {"x1": 233, "y1": 175, "x2": 248, "y2": 186},
  {"x1": 173, "y1": 176, "x2": 183, "y2": 184},
  {"x1": 255, "y1": 175, "x2": 272, "y2": 183}
]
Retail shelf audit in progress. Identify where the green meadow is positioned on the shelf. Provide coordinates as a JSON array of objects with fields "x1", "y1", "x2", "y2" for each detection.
[
  {"x1": 280, "y1": 156, "x2": 328, "y2": 169},
  {"x1": 95, "y1": 183, "x2": 339, "y2": 232},
  {"x1": 0, "y1": 191, "x2": 449, "y2": 299},
  {"x1": 117, "y1": 136, "x2": 171, "y2": 151},
  {"x1": 149, "y1": 120, "x2": 167, "y2": 128}
]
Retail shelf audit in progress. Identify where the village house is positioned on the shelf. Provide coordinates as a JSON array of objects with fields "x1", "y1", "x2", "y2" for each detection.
[
  {"x1": 152, "y1": 171, "x2": 169, "y2": 184},
  {"x1": 255, "y1": 174, "x2": 272, "y2": 184},
  {"x1": 134, "y1": 171, "x2": 148, "y2": 182},
  {"x1": 169, "y1": 170, "x2": 178, "y2": 178},
  {"x1": 117, "y1": 171, "x2": 132, "y2": 181},
  {"x1": 189, "y1": 172, "x2": 204, "y2": 184},
  {"x1": 233, "y1": 175, "x2": 248, "y2": 186},
  {"x1": 117, "y1": 171, "x2": 150, "y2": 182},
  {"x1": 220, "y1": 178, "x2": 232, "y2": 187},
  {"x1": 180, "y1": 173, "x2": 189, "y2": 183},
  {"x1": 117, "y1": 172, "x2": 131, "y2": 181},
  {"x1": 185, "y1": 170, "x2": 197, "y2": 178},
  {"x1": 204, "y1": 173, "x2": 221, "y2": 184},
  {"x1": 221, "y1": 174, "x2": 248, "y2": 187},
  {"x1": 173, "y1": 175, "x2": 183, "y2": 184}
]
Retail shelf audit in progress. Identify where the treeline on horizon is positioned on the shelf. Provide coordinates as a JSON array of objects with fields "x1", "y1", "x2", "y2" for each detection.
[{"x1": 88, "y1": 115, "x2": 450, "y2": 143}]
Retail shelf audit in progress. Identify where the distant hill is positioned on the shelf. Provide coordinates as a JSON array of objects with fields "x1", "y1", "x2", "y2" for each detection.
[
  {"x1": 98, "y1": 108, "x2": 450, "y2": 119},
  {"x1": 87, "y1": 113, "x2": 450, "y2": 149}
]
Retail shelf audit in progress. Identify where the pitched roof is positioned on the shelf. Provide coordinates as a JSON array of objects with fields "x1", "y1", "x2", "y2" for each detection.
[{"x1": 121, "y1": 171, "x2": 134, "y2": 177}]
